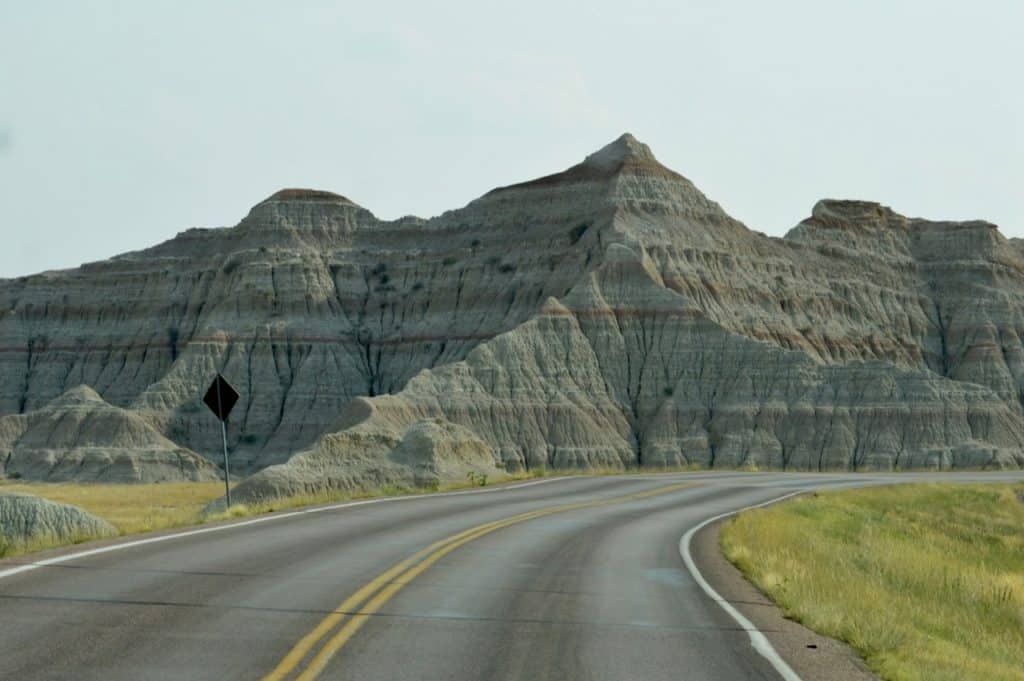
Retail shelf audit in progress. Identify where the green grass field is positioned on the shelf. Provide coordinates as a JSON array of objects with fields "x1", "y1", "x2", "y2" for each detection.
[{"x1": 721, "y1": 484, "x2": 1024, "y2": 681}]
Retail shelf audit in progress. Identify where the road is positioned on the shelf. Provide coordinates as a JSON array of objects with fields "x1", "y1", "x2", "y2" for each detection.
[{"x1": 1, "y1": 471, "x2": 1021, "y2": 681}]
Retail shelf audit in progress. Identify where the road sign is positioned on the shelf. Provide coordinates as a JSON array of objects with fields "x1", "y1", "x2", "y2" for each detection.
[
  {"x1": 203, "y1": 374, "x2": 238, "y2": 422},
  {"x1": 203, "y1": 374, "x2": 239, "y2": 507}
]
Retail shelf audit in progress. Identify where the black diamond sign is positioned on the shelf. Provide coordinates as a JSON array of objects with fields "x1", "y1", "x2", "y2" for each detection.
[{"x1": 203, "y1": 374, "x2": 239, "y2": 423}]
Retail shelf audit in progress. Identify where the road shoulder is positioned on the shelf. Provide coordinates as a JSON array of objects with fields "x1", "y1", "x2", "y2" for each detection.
[{"x1": 692, "y1": 518, "x2": 878, "y2": 681}]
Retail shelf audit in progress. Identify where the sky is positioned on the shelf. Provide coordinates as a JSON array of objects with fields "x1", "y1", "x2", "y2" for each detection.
[{"x1": 1, "y1": 1, "x2": 1021, "y2": 278}]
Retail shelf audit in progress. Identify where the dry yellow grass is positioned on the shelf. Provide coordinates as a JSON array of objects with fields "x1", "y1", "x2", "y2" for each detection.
[
  {"x1": 0, "y1": 464, "x2": 696, "y2": 558},
  {"x1": 0, "y1": 472, "x2": 535, "y2": 555},
  {"x1": 0, "y1": 480, "x2": 226, "y2": 536},
  {"x1": 721, "y1": 484, "x2": 1024, "y2": 681}
]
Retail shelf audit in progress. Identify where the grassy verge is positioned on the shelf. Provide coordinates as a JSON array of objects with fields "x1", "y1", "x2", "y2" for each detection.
[
  {"x1": 721, "y1": 484, "x2": 1024, "y2": 681},
  {"x1": 199, "y1": 473, "x2": 539, "y2": 523},
  {"x1": 199, "y1": 465, "x2": 702, "y2": 522},
  {"x1": 0, "y1": 481, "x2": 227, "y2": 536},
  {"x1": 0, "y1": 463, "x2": 706, "y2": 558},
  {"x1": 0, "y1": 481, "x2": 227, "y2": 558},
  {"x1": 0, "y1": 471, "x2": 543, "y2": 557}
]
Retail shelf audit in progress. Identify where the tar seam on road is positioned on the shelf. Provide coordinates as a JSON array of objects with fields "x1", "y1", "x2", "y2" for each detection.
[
  {"x1": 261, "y1": 482, "x2": 695, "y2": 681},
  {"x1": 679, "y1": 490, "x2": 805, "y2": 681},
  {"x1": 0, "y1": 476, "x2": 578, "y2": 583}
]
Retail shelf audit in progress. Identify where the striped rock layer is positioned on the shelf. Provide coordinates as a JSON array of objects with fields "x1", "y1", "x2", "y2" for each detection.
[{"x1": 2, "y1": 134, "x2": 1023, "y2": 492}]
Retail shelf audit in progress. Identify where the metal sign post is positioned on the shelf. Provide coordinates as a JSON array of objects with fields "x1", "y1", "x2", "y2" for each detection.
[
  {"x1": 203, "y1": 374, "x2": 240, "y2": 508},
  {"x1": 219, "y1": 419, "x2": 231, "y2": 508}
]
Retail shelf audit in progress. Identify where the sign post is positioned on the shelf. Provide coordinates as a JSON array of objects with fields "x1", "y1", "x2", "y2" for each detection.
[{"x1": 203, "y1": 374, "x2": 239, "y2": 508}]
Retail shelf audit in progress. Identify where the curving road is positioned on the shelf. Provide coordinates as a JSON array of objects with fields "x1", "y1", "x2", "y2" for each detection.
[{"x1": 1, "y1": 471, "x2": 1021, "y2": 681}]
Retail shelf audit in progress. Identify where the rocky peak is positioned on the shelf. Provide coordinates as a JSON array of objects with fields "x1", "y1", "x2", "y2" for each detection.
[
  {"x1": 786, "y1": 199, "x2": 1016, "y2": 268},
  {"x1": 809, "y1": 200, "x2": 908, "y2": 231},
  {"x1": 258, "y1": 188, "x2": 359, "y2": 207},
  {"x1": 231, "y1": 187, "x2": 372, "y2": 249},
  {"x1": 48, "y1": 385, "x2": 104, "y2": 408},
  {"x1": 583, "y1": 133, "x2": 658, "y2": 171},
  {"x1": 483, "y1": 133, "x2": 683, "y2": 198}
]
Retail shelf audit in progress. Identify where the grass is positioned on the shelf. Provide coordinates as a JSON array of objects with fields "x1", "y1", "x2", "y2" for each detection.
[
  {"x1": 200, "y1": 479, "x2": 499, "y2": 523},
  {"x1": 0, "y1": 480, "x2": 227, "y2": 536},
  {"x1": 720, "y1": 484, "x2": 1024, "y2": 681},
  {"x1": 0, "y1": 471, "x2": 549, "y2": 557},
  {"x1": 0, "y1": 481, "x2": 228, "y2": 557},
  {"x1": 0, "y1": 463, "x2": 707, "y2": 558},
  {"x1": 0, "y1": 463, "x2": 710, "y2": 556},
  {"x1": 0, "y1": 527, "x2": 108, "y2": 560}
]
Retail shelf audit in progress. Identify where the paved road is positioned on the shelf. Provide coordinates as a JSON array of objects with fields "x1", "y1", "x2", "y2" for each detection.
[{"x1": 1, "y1": 471, "x2": 1021, "y2": 681}]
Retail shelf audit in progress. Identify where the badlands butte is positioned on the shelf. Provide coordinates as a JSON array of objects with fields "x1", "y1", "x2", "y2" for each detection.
[{"x1": 2, "y1": 133, "x2": 1024, "y2": 502}]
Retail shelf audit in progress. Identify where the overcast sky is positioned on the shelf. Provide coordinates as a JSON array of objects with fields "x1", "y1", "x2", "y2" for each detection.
[{"x1": 1, "y1": 1, "x2": 1021, "y2": 278}]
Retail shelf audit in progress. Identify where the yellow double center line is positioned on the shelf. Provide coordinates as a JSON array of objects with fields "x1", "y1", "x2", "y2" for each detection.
[{"x1": 261, "y1": 482, "x2": 693, "y2": 681}]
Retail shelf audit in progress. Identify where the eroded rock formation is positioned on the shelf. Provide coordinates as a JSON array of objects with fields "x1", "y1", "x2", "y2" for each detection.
[
  {"x1": 0, "y1": 386, "x2": 219, "y2": 482},
  {"x1": 2, "y1": 133, "x2": 1023, "y2": 492},
  {"x1": 0, "y1": 492, "x2": 117, "y2": 547}
]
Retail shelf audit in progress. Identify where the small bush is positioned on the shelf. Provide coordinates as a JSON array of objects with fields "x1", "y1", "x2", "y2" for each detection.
[
  {"x1": 498, "y1": 263, "x2": 517, "y2": 274},
  {"x1": 442, "y1": 256, "x2": 458, "y2": 267}
]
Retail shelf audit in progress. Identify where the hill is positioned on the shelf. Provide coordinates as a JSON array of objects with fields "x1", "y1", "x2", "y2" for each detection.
[{"x1": 2, "y1": 134, "x2": 1022, "y2": 493}]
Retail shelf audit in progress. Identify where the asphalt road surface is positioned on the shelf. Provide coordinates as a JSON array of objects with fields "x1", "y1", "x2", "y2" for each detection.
[{"x1": 2, "y1": 471, "x2": 1021, "y2": 681}]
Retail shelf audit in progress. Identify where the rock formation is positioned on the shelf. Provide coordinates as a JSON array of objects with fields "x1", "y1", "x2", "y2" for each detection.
[
  {"x1": 2, "y1": 133, "x2": 1023, "y2": 494},
  {"x1": 0, "y1": 386, "x2": 220, "y2": 482},
  {"x1": 0, "y1": 492, "x2": 117, "y2": 549}
]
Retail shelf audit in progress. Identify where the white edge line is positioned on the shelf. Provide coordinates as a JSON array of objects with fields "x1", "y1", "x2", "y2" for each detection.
[
  {"x1": 679, "y1": 490, "x2": 805, "y2": 681},
  {"x1": 0, "y1": 475, "x2": 577, "y2": 581}
]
